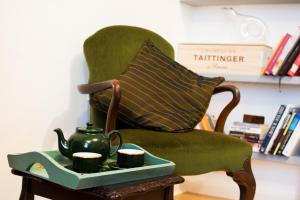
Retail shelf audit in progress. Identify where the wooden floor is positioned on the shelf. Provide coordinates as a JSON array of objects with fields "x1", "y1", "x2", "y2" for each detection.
[{"x1": 175, "y1": 193, "x2": 230, "y2": 200}]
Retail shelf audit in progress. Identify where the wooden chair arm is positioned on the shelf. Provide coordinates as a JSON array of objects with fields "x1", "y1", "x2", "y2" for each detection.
[
  {"x1": 78, "y1": 80, "x2": 121, "y2": 133},
  {"x1": 213, "y1": 85, "x2": 240, "y2": 133}
]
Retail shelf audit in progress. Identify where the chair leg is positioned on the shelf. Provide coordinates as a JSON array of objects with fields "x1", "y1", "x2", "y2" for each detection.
[{"x1": 226, "y1": 158, "x2": 256, "y2": 200}]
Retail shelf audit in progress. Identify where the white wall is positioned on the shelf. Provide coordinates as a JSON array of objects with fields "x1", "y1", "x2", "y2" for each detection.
[
  {"x1": 0, "y1": 0, "x2": 185, "y2": 199},
  {"x1": 1, "y1": 0, "x2": 300, "y2": 199}
]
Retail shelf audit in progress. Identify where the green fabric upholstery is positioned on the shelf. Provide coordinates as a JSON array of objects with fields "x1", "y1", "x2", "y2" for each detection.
[
  {"x1": 84, "y1": 25, "x2": 174, "y2": 129},
  {"x1": 83, "y1": 25, "x2": 252, "y2": 175},
  {"x1": 92, "y1": 40, "x2": 224, "y2": 132},
  {"x1": 121, "y1": 129, "x2": 252, "y2": 175},
  {"x1": 84, "y1": 26, "x2": 174, "y2": 83}
]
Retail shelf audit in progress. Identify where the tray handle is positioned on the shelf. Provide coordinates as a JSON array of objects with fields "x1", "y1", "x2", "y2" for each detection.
[{"x1": 8, "y1": 151, "x2": 78, "y2": 184}]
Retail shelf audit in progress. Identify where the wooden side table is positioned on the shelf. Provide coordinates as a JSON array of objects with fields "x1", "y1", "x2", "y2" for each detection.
[{"x1": 12, "y1": 170, "x2": 184, "y2": 200}]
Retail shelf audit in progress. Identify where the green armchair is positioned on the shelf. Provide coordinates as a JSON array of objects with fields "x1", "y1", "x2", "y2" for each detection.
[{"x1": 78, "y1": 25, "x2": 256, "y2": 200}]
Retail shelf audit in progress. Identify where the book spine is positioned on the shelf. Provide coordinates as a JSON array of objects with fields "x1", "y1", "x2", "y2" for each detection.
[
  {"x1": 207, "y1": 114, "x2": 216, "y2": 130},
  {"x1": 246, "y1": 138, "x2": 260, "y2": 143},
  {"x1": 229, "y1": 131, "x2": 244, "y2": 136},
  {"x1": 260, "y1": 105, "x2": 286, "y2": 154},
  {"x1": 287, "y1": 54, "x2": 300, "y2": 76},
  {"x1": 232, "y1": 121, "x2": 263, "y2": 128},
  {"x1": 269, "y1": 112, "x2": 292, "y2": 154},
  {"x1": 244, "y1": 133, "x2": 260, "y2": 141},
  {"x1": 273, "y1": 113, "x2": 296, "y2": 155},
  {"x1": 264, "y1": 34, "x2": 292, "y2": 75},
  {"x1": 265, "y1": 104, "x2": 295, "y2": 154},
  {"x1": 230, "y1": 126, "x2": 264, "y2": 134},
  {"x1": 277, "y1": 35, "x2": 300, "y2": 76},
  {"x1": 229, "y1": 131, "x2": 244, "y2": 139},
  {"x1": 277, "y1": 114, "x2": 300, "y2": 155},
  {"x1": 230, "y1": 122, "x2": 267, "y2": 134},
  {"x1": 283, "y1": 120, "x2": 300, "y2": 157},
  {"x1": 201, "y1": 114, "x2": 213, "y2": 131},
  {"x1": 271, "y1": 34, "x2": 295, "y2": 75}
]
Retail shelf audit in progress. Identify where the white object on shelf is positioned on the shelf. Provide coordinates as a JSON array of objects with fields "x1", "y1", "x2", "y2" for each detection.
[
  {"x1": 222, "y1": 7, "x2": 267, "y2": 43},
  {"x1": 177, "y1": 43, "x2": 272, "y2": 76}
]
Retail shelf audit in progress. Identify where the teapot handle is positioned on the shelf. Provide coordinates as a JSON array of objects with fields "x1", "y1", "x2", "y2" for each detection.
[{"x1": 108, "y1": 130, "x2": 123, "y2": 157}]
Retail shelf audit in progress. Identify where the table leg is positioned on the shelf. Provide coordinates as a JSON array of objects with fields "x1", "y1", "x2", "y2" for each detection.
[
  {"x1": 164, "y1": 186, "x2": 174, "y2": 200},
  {"x1": 20, "y1": 177, "x2": 34, "y2": 200}
]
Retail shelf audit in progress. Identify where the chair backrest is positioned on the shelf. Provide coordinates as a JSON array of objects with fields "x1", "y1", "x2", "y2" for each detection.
[{"x1": 83, "y1": 25, "x2": 174, "y2": 128}]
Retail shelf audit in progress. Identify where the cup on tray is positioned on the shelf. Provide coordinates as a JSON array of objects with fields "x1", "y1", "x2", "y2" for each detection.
[
  {"x1": 117, "y1": 149, "x2": 144, "y2": 168},
  {"x1": 72, "y1": 152, "x2": 102, "y2": 173}
]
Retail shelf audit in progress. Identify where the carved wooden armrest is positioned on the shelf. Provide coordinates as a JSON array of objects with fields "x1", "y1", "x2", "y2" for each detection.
[
  {"x1": 78, "y1": 80, "x2": 121, "y2": 133},
  {"x1": 212, "y1": 85, "x2": 240, "y2": 133}
]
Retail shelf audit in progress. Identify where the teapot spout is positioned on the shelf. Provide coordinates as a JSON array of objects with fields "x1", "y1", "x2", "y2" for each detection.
[{"x1": 54, "y1": 128, "x2": 70, "y2": 158}]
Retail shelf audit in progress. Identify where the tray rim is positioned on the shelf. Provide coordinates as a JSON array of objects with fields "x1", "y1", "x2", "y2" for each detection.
[{"x1": 7, "y1": 143, "x2": 175, "y2": 189}]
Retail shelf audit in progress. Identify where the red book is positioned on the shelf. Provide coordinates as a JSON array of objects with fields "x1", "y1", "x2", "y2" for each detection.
[
  {"x1": 264, "y1": 33, "x2": 292, "y2": 75},
  {"x1": 287, "y1": 54, "x2": 300, "y2": 76}
]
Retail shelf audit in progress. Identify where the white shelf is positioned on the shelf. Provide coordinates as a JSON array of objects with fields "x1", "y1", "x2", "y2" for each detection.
[
  {"x1": 181, "y1": 0, "x2": 300, "y2": 6},
  {"x1": 200, "y1": 73, "x2": 300, "y2": 85},
  {"x1": 252, "y1": 152, "x2": 300, "y2": 165}
]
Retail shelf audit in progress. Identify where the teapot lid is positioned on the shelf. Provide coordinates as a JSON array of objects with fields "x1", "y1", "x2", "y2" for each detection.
[{"x1": 76, "y1": 122, "x2": 103, "y2": 133}]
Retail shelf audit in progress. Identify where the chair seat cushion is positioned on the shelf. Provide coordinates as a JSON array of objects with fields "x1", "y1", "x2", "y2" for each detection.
[
  {"x1": 120, "y1": 129, "x2": 252, "y2": 175},
  {"x1": 92, "y1": 40, "x2": 224, "y2": 132}
]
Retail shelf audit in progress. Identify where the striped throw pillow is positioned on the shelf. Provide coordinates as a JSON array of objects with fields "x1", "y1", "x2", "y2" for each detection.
[{"x1": 91, "y1": 40, "x2": 224, "y2": 132}]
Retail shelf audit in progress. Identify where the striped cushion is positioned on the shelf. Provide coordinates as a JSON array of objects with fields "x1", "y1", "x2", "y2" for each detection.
[{"x1": 91, "y1": 40, "x2": 224, "y2": 132}]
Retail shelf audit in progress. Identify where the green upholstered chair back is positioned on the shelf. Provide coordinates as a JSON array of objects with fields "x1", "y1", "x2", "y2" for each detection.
[{"x1": 83, "y1": 25, "x2": 174, "y2": 128}]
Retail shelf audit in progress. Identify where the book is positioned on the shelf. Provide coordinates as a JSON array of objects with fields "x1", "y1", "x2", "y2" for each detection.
[
  {"x1": 229, "y1": 131, "x2": 265, "y2": 142},
  {"x1": 271, "y1": 34, "x2": 294, "y2": 75},
  {"x1": 244, "y1": 133, "x2": 261, "y2": 141},
  {"x1": 207, "y1": 114, "x2": 216, "y2": 130},
  {"x1": 277, "y1": 114, "x2": 300, "y2": 155},
  {"x1": 277, "y1": 35, "x2": 300, "y2": 76},
  {"x1": 260, "y1": 105, "x2": 286, "y2": 154},
  {"x1": 269, "y1": 106, "x2": 300, "y2": 154},
  {"x1": 229, "y1": 122, "x2": 268, "y2": 148},
  {"x1": 263, "y1": 33, "x2": 292, "y2": 75},
  {"x1": 269, "y1": 112, "x2": 292, "y2": 154},
  {"x1": 250, "y1": 140, "x2": 263, "y2": 153},
  {"x1": 243, "y1": 114, "x2": 265, "y2": 124},
  {"x1": 266, "y1": 105, "x2": 298, "y2": 154},
  {"x1": 198, "y1": 114, "x2": 214, "y2": 131},
  {"x1": 229, "y1": 130, "x2": 264, "y2": 152},
  {"x1": 230, "y1": 121, "x2": 268, "y2": 135},
  {"x1": 282, "y1": 118, "x2": 300, "y2": 157},
  {"x1": 248, "y1": 139, "x2": 264, "y2": 152},
  {"x1": 287, "y1": 53, "x2": 300, "y2": 76},
  {"x1": 273, "y1": 113, "x2": 296, "y2": 155}
]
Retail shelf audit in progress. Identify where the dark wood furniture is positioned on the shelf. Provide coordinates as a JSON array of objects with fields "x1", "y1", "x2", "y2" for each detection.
[
  {"x1": 79, "y1": 81, "x2": 256, "y2": 200},
  {"x1": 12, "y1": 169, "x2": 184, "y2": 200},
  {"x1": 78, "y1": 26, "x2": 256, "y2": 200}
]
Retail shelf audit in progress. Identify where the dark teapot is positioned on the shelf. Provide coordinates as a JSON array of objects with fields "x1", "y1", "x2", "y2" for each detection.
[{"x1": 54, "y1": 122, "x2": 122, "y2": 162}]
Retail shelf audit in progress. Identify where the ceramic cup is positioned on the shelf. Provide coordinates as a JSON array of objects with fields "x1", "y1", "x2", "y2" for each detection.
[
  {"x1": 72, "y1": 152, "x2": 102, "y2": 173},
  {"x1": 117, "y1": 149, "x2": 144, "y2": 168}
]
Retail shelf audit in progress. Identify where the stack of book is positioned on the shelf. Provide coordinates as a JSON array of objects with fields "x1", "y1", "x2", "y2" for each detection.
[
  {"x1": 229, "y1": 122, "x2": 268, "y2": 152},
  {"x1": 260, "y1": 105, "x2": 300, "y2": 157},
  {"x1": 263, "y1": 30, "x2": 300, "y2": 77}
]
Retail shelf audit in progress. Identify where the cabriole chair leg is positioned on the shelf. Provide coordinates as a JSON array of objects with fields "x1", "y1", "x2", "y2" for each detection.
[{"x1": 226, "y1": 158, "x2": 256, "y2": 200}]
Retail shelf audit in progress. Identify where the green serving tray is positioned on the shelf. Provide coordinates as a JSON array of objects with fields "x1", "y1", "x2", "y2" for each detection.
[{"x1": 7, "y1": 143, "x2": 175, "y2": 189}]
